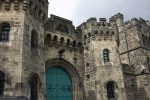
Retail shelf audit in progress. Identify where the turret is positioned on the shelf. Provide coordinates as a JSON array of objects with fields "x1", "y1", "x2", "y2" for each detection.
[
  {"x1": 114, "y1": 13, "x2": 124, "y2": 32},
  {"x1": 0, "y1": 0, "x2": 49, "y2": 22}
]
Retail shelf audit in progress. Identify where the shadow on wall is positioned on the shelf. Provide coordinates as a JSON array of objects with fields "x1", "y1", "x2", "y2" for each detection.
[
  {"x1": 138, "y1": 87, "x2": 149, "y2": 100},
  {"x1": 86, "y1": 90, "x2": 96, "y2": 100},
  {"x1": 0, "y1": 96, "x2": 29, "y2": 100}
]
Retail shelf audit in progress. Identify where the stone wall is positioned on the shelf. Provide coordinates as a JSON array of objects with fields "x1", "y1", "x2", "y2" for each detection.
[
  {"x1": 0, "y1": 7, "x2": 25, "y2": 96},
  {"x1": 119, "y1": 17, "x2": 150, "y2": 100}
]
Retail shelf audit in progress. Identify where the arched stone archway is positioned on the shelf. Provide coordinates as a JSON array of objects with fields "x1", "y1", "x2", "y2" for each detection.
[
  {"x1": 45, "y1": 58, "x2": 84, "y2": 100},
  {"x1": 28, "y1": 73, "x2": 41, "y2": 100},
  {"x1": 0, "y1": 70, "x2": 5, "y2": 96},
  {"x1": 104, "y1": 80, "x2": 119, "y2": 100}
]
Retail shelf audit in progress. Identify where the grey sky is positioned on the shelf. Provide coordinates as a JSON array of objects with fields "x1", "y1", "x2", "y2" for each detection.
[{"x1": 48, "y1": 0, "x2": 150, "y2": 26}]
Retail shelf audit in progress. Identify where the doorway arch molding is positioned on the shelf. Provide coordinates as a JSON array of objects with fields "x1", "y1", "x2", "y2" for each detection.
[{"x1": 45, "y1": 58, "x2": 84, "y2": 100}]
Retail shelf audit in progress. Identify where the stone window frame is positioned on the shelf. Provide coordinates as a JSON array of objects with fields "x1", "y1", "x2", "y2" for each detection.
[
  {"x1": 0, "y1": 22, "x2": 10, "y2": 42},
  {"x1": 103, "y1": 48, "x2": 110, "y2": 63}
]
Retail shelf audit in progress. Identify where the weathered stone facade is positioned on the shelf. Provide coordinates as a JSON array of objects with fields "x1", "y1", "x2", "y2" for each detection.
[{"x1": 0, "y1": 0, "x2": 149, "y2": 100}]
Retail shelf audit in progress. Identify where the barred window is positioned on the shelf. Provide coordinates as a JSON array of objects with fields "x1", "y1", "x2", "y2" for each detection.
[
  {"x1": 103, "y1": 49, "x2": 110, "y2": 63},
  {"x1": 0, "y1": 23, "x2": 10, "y2": 42}
]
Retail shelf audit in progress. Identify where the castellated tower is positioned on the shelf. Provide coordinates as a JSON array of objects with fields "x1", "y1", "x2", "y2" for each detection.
[
  {"x1": 77, "y1": 17, "x2": 127, "y2": 100},
  {"x1": 0, "y1": 0, "x2": 48, "y2": 99},
  {"x1": 119, "y1": 17, "x2": 150, "y2": 100},
  {"x1": 111, "y1": 13, "x2": 124, "y2": 32}
]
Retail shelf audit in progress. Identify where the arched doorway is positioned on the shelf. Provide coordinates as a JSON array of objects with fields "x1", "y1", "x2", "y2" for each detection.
[
  {"x1": 0, "y1": 71, "x2": 5, "y2": 96},
  {"x1": 46, "y1": 67, "x2": 72, "y2": 100},
  {"x1": 30, "y1": 74, "x2": 39, "y2": 100},
  {"x1": 45, "y1": 59, "x2": 84, "y2": 100}
]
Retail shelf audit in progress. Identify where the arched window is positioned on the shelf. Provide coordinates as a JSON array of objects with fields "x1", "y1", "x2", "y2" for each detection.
[
  {"x1": 0, "y1": 71, "x2": 5, "y2": 96},
  {"x1": 30, "y1": 74, "x2": 39, "y2": 100},
  {"x1": 60, "y1": 37, "x2": 64, "y2": 43},
  {"x1": 31, "y1": 30, "x2": 38, "y2": 49},
  {"x1": 103, "y1": 49, "x2": 110, "y2": 63},
  {"x1": 45, "y1": 34, "x2": 51, "y2": 45},
  {"x1": 73, "y1": 41, "x2": 76, "y2": 47},
  {"x1": 0, "y1": 23, "x2": 10, "y2": 42},
  {"x1": 53, "y1": 35, "x2": 58, "y2": 42},
  {"x1": 67, "y1": 39, "x2": 70, "y2": 45},
  {"x1": 106, "y1": 81, "x2": 115, "y2": 99}
]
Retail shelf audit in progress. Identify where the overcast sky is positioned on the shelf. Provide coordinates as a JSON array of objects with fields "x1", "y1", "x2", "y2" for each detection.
[{"x1": 48, "y1": 0, "x2": 150, "y2": 26}]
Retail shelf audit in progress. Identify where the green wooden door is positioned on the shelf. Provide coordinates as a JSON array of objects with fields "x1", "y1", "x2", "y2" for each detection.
[{"x1": 46, "y1": 67, "x2": 72, "y2": 100}]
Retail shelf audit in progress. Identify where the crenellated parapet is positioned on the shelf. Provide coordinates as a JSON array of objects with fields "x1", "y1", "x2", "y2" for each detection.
[
  {"x1": 44, "y1": 32, "x2": 83, "y2": 53},
  {"x1": 0, "y1": 0, "x2": 48, "y2": 22},
  {"x1": 45, "y1": 15, "x2": 76, "y2": 35},
  {"x1": 77, "y1": 17, "x2": 118, "y2": 46},
  {"x1": 124, "y1": 18, "x2": 150, "y2": 29}
]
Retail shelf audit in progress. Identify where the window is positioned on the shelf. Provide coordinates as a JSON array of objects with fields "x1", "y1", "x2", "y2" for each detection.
[
  {"x1": 146, "y1": 36, "x2": 148, "y2": 46},
  {"x1": 88, "y1": 33, "x2": 91, "y2": 37},
  {"x1": 30, "y1": 74, "x2": 39, "y2": 100},
  {"x1": 142, "y1": 34, "x2": 145, "y2": 45},
  {"x1": 106, "y1": 31, "x2": 109, "y2": 35},
  {"x1": 31, "y1": 30, "x2": 38, "y2": 49},
  {"x1": 67, "y1": 39, "x2": 70, "y2": 45},
  {"x1": 86, "y1": 63, "x2": 89, "y2": 67},
  {"x1": 147, "y1": 57, "x2": 150, "y2": 71},
  {"x1": 73, "y1": 41, "x2": 76, "y2": 47},
  {"x1": 53, "y1": 35, "x2": 58, "y2": 42},
  {"x1": 0, "y1": 71, "x2": 5, "y2": 96},
  {"x1": 95, "y1": 31, "x2": 98, "y2": 34},
  {"x1": 103, "y1": 49, "x2": 110, "y2": 63},
  {"x1": 107, "y1": 81, "x2": 115, "y2": 99},
  {"x1": 45, "y1": 34, "x2": 51, "y2": 45},
  {"x1": 78, "y1": 42, "x2": 82, "y2": 47},
  {"x1": 84, "y1": 35, "x2": 87, "y2": 40},
  {"x1": 60, "y1": 37, "x2": 64, "y2": 43},
  {"x1": 149, "y1": 37, "x2": 150, "y2": 47},
  {"x1": 0, "y1": 23, "x2": 10, "y2": 42}
]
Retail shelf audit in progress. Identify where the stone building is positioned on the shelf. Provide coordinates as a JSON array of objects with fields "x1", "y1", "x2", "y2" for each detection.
[{"x1": 0, "y1": 0, "x2": 149, "y2": 100}]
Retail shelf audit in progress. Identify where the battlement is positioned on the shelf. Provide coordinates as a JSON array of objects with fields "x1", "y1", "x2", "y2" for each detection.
[
  {"x1": 124, "y1": 17, "x2": 150, "y2": 28},
  {"x1": 0, "y1": 0, "x2": 48, "y2": 21},
  {"x1": 44, "y1": 32, "x2": 83, "y2": 53},
  {"x1": 78, "y1": 17, "x2": 116, "y2": 29},
  {"x1": 45, "y1": 15, "x2": 76, "y2": 35},
  {"x1": 50, "y1": 14, "x2": 73, "y2": 24}
]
